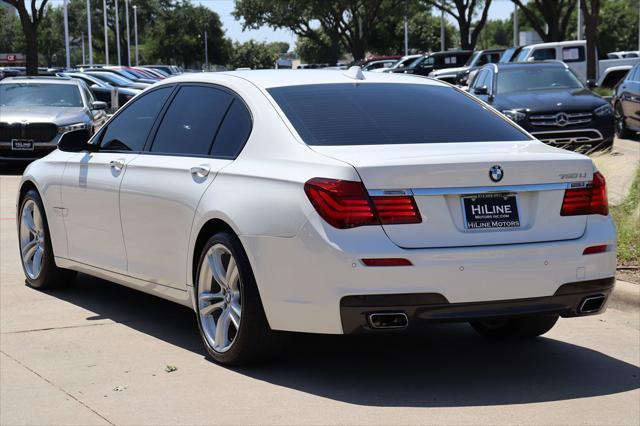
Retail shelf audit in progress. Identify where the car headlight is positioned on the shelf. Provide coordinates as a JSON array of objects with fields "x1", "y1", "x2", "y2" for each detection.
[
  {"x1": 502, "y1": 109, "x2": 527, "y2": 122},
  {"x1": 594, "y1": 104, "x2": 613, "y2": 117},
  {"x1": 58, "y1": 122, "x2": 88, "y2": 133}
]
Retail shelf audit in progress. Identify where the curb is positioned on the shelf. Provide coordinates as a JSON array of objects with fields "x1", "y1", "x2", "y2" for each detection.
[{"x1": 609, "y1": 280, "x2": 639, "y2": 311}]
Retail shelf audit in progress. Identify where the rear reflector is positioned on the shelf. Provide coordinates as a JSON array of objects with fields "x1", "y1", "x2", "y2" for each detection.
[
  {"x1": 304, "y1": 178, "x2": 421, "y2": 229},
  {"x1": 361, "y1": 258, "x2": 413, "y2": 267},
  {"x1": 561, "y1": 171, "x2": 609, "y2": 216},
  {"x1": 583, "y1": 245, "x2": 608, "y2": 255}
]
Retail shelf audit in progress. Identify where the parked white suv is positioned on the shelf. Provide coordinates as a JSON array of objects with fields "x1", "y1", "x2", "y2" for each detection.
[{"x1": 17, "y1": 69, "x2": 616, "y2": 365}]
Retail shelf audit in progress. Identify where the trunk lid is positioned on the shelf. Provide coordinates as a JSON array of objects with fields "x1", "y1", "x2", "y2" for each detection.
[{"x1": 311, "y1": 141, "x2": 593, "y2": 248}]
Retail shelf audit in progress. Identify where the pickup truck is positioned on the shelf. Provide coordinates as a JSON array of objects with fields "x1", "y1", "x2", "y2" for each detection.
[{"x1": 512, "y1": 41, "x2": 639, "y2": 87}]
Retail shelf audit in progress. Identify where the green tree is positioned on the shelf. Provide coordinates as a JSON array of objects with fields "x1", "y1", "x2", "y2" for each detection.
[
  {"x1": 295, "y1": 30, "x2": 345, "y2": 64},
  {"x1": 422, "y1": 0, "x2": 493, "y2": 50},
  {"x1": 146, "y1": 1, "x2": 230, "y2": 68},
  {"x1": 38, "y1": 5, "x2": 64, "y2": 67},
  {"x1": 228, "y1": 40, "x2": 278, "y2": 69},
  {"x1": 267, "y1": 41, "x2": 290, "y2": 54},
  {"x1": 475, "y1": 18, "x2": 512, "y2": 49},
  {"x1": 598, "y1": 0, "x2": 640, "y2": 56},
  {"x1": 510, "y1": 0, "x2": 577, "y2": 42},
  {"x1": 369, "y1": 4, "x2": 457, "y2": 53},
  {"x1": 580, "y1": 0, "x2": 600, "y2": 80},
  {"x1": 0, "y1": 6, "x2": 25, "y2": 53},
  {"x1": 3, "y1": 0, "x2": 50, "y2": 74},
  {"x1": 234, "y1": 0, "x2": 405, "y2": 61}
]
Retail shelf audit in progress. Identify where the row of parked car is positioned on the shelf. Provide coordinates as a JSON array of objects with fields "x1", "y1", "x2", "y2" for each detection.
[
  {"x1": 0, "y1": 64, "x2": 182, "y2": 161},
  {"x1": 360, "y1": 41, "x2": 640, "y2": 150}
]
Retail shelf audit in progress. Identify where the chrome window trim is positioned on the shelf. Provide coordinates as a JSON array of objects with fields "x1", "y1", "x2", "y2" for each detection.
[{"x1": 368, "y1": 181, "x2": 590, "y2": 197}]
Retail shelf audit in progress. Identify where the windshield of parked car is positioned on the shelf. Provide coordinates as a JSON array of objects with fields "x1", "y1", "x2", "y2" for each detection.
[
  {"x1": 465, "y1": 52, "x2": 480, "y2": 66},
  {"x1": 496, "y1": 67, "x2": 584, "y2": 94},
  {"x1": 269, "y1": 83, "x2": 530, "y2": 145},
  {"x1": 514, "y1": 47, "x2": 532, "y2": 62},
  {"x1": 0, "y1": 83, "x2": 83, "y2": 107},
  {"x1": 87, "y1": 72, "x2": 133, "y2": 87}
]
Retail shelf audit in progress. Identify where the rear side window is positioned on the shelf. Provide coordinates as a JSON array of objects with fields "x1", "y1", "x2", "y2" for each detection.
[
  {"x1": 268, "y1": 83, "x2": 530, "y2": 146},
  {"x1": 211, "y1": 99, "x2": 252, "y2": 158},
  {"x1": 100, "y1": 86, "x2": 173, "y2": 151},
  {"x1": 562, "y1": 46, "x2": 585, "y2": 62},
  {"x1": 532, "y1": 48, "x2": 556, "y2": 60},
  {"x1": 151, "y1": 86, "x2": 232, "y2": 156}
]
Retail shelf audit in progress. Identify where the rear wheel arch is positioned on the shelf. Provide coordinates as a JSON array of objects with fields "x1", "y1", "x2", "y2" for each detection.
[{"x1": 192, "y1": 218, "x2": 239, "y2": 287}]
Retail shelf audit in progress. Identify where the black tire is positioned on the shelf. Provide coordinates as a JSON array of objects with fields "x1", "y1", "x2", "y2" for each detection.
[
  {"x1": 614, "y1": 102, "x2": 633, "y2": 139},
  {"x1": 470, "y1": 314, "x2": 559, "y2": 339},
  {"x1": 194, "y1": 231, "x2": 278, "y2": 365},
  {"x1": 18, "y1": 189, "x2": 76, "y2": 289}
]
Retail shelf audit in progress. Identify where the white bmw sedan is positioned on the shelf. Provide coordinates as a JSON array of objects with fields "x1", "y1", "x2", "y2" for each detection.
[{"x1": 17, "y1": 69, "x2": 616, "y2": 365}]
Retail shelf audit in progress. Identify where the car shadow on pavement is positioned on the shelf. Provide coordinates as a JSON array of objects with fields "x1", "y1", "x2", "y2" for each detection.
[{"x1": 47, "y1": 273, "x2": 639, "y2": 408}]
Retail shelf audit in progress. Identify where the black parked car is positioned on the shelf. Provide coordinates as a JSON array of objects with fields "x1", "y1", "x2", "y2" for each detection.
[
  {"x1": 58, "y1": 72, "x2": 141, "y2": 109},
  {"x1": 468, "y1": 62, "x2": 614, "y2": 151},
  {"x1": 612, "y1": 63, "x2": 640, "y2": 139},
  {"x1": 391, "y1": 50, "x2": 473, "y2": 77}
]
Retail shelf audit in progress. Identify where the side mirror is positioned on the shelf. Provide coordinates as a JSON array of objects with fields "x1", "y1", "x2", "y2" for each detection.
[
  {"x1": 474, "y1": 85, "x2": 489, "y2": 95},
  {"x1": 58, "y1": 129, "x2": 92, "y2": 152},
  {"x1": 91, "y1": 101, "x2": 108, "y2": 110},
  {"x1": 586, "y1": 79, "x2": 598, "y2": 89}
]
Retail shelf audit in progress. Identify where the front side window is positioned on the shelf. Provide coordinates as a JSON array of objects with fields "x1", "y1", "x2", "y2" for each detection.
[
  {"x1": 150, "y1": 86, "x2": 232, "y2": 156},
  {"x1": 100, "y1": 87, "x2": 173, "y2": 151},
  {"x1": 497, "y1": 67, "x2": 583, "y2": 94},
  {"x1": 0, "y1": 83, "x2": 83, "y2": 107},
  {"x1": 268, "y1": 83, "x2": 530, "y2": 146}
]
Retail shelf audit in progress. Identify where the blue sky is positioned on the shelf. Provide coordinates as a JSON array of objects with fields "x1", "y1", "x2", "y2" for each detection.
[{"x1": 198, "y1": 0, "x2": 517, "y2": 48}]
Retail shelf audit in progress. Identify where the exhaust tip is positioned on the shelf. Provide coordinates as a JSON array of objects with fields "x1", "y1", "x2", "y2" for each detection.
[
  {"x1": 368, "y1": 312, "x2": 408, "y2": 329},
  {"x1": 579, "y1": 295, "x2": 606, "y2": 314}
]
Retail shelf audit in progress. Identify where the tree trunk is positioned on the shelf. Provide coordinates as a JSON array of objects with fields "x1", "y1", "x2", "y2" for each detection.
[
  {"x1": 585, "y1": 15, "x2": 598, "y2": 80},
  {"x1": 24, "y1": 25, "x2": 39, "y2": 75},
  {"x1": 458, "y1": 21, "x2": 471, "y2": 50}
]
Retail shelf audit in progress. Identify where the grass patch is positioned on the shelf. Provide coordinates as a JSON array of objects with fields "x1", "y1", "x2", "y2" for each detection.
[{"x1": 610, "y1": 169, "x2": 640, "y2": 264}]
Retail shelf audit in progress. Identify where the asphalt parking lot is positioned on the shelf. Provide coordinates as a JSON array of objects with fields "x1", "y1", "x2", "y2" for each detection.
[{"x1": 1, "y1": 140, "x2": 639, "y2": 426}]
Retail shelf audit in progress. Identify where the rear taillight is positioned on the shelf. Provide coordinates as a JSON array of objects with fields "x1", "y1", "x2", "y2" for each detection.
[
  {"x1": 304, "y1": 178, "x2": 422, "y2": 229},
  {"x1": 560, "y1": 171, "x2": 609, "y2": 216}
]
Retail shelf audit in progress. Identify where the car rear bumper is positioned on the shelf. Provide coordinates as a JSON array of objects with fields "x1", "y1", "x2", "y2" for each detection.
[
  {"x1": 340, "y1": 277, "x2": 615, "y2": 334},
  {"x1": 240, "y1": 214, "x2": 617, "y2": 334}
]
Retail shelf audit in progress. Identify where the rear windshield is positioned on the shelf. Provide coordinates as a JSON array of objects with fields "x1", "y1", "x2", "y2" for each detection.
[{"x1": 268, "y1": 83, "x2": 530, "y2": 146}]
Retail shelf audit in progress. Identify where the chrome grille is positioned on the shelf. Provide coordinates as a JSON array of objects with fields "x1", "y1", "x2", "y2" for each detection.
[
  {"x1": 529, "y1": 111, "x2": 593, "y2": 127},
  {"x1": 531, "y1": 129, "x2": 603, "y2": 146}
]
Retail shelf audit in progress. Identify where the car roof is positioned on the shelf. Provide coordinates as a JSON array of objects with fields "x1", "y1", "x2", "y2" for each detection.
[
  {"x1": 157, "y1": 69, "x2": 450, "y2": 89},
  {"x1": 0, "y1": 76, "x2": 80, "y2": 85},
  {"x1": 492, "y1": 61, "x2": 568, "y2": 71}
]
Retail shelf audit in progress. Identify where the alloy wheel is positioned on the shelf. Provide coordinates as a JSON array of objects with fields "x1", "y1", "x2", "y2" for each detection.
[
  {"x1": 19, "y1": 199, "x2": 45, "y2": 280},
  {"x1": 197, "y1": 244, "x2": 242, "y2": 353}
]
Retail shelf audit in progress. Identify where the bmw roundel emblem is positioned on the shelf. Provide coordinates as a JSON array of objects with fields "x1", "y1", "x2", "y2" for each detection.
[{"x1": 489, "y1": 165, "x2": 504, "y2": 182}]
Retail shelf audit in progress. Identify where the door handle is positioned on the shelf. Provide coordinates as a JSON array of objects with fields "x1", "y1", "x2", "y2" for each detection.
[
  {"x1": 109, "y1": 159, "x2": 125, "y2": 170},
  {"x1": 190, "y1": 165, "x2": 211, "y2": 178}
]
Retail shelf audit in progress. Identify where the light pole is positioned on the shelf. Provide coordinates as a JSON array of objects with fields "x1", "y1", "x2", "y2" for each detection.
[
  {"x1": 125, "y1": 0, "x2": 131, "y2": 66},
  {"x1": 403, "y1": 15, "x2": 408, "y2": 56},
  {"x1": 133, "y1": 5, "x2": 139, "y2": 66},
  {"x1": 204, "y1": 30, "x2": 209, "y2": 70},
  {"x1": 577, "y1": 0, "x2": 583, "y2": 40},
  {"x1": 513, "y1": 3, "x2": 519, "y2": 46},
  {"x1": 103, "y1": 0, "x2": 109, "y2": 64},
  {"x1": 86, "y1": 0, "x2": 93, "y2": 66},
  {"x1": 440, "y1": 7, "x2": 445, "y2": 51},
  {"x1": 81, "y1": 32, "x2": 86, "y2": 65},
  {"x1": 63, "y1": 0, "x2": 70, "y2": 69},
  {"x1": 115, "y1": 0, "x2": 121, "y2": 65}
]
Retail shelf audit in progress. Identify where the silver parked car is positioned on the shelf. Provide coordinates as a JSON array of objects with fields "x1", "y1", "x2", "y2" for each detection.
[{"x1": 0, "y1": 76, "x2": 108, "y2": 162}]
